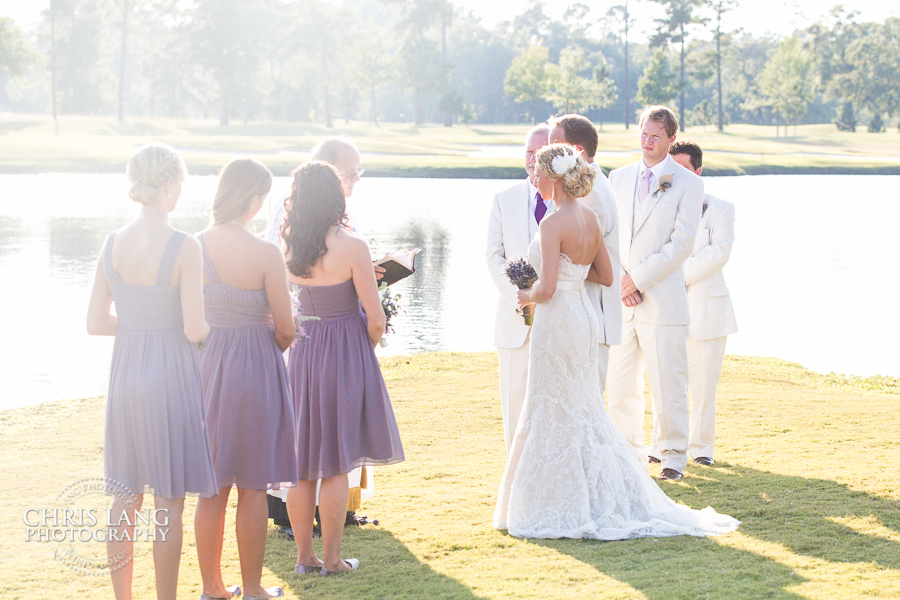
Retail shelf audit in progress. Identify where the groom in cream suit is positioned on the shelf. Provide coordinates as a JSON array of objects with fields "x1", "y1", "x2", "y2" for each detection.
[
  {"x1": 654, "y1": 141, "x2": 738, "y2": 466},
  {"x1": 607, "y1": 106, "x2": 703, "y2": 481},
  {"x1": 486, "y1": 124, "x2": 551, "y2": 451},
  {"x1": 548, "y1": 114, "x2": 620, "y2": 390}
]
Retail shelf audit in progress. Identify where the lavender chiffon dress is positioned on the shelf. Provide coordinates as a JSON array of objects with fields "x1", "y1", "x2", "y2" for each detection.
[
  {"x1": 289, "y1": 279, "x2": 404, "y2": 481},
  {"x1": 102, "y1": 231, "x2": 217, "y2": 499},
  {"x1": 198, "y1": 237, "x2": 297, "y2": 490}
]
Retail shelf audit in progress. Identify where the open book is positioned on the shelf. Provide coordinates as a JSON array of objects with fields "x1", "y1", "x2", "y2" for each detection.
[{"x1": 374, "y1": 248, "x2": 421, "y2": 286}]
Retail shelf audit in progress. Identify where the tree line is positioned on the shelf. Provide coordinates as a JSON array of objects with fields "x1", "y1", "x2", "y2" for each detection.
[{"x1": 0, "y1": 0, "x2": 898, "y2": 133}]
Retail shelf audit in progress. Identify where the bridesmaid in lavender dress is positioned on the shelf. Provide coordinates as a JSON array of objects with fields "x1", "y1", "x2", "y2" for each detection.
[
  {"x1": 87, "y1": 143, "x2": 217, "y2": 600},
  {"x1": 193, "y1": 159, "x2": 297, "y2": 600},
  {"x1": 282, "y1": 161, "x2": 404, "y2": 575}
]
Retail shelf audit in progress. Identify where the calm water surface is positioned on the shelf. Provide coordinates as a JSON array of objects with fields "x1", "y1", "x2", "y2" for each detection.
[{"x1": 1, "y1": 173, "x2": 897, "y2": 411}]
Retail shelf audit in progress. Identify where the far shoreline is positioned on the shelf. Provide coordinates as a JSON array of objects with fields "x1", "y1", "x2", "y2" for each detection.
[
  {"x1": 5, "y1": 164, "x2": 900, "y2": 178},
  {"x1": 3, "y1": 117, "x2": 900, "y2": 179}
]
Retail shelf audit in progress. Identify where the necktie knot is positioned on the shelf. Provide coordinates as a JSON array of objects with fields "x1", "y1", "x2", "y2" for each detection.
[{"x1": 534, "y1": 191, "x2": 547, "y2": 224}]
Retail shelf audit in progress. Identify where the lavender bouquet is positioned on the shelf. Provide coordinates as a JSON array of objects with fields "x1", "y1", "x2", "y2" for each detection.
[
  {"x1": 379, "y1": 283, "x2": 402, "y2": 347},
  {"x1": 503, "y1": 256, "x2": 538, "y2": 325},
  {"x1": 290, "y1": 284, "x2": 320, "y2": 344}
]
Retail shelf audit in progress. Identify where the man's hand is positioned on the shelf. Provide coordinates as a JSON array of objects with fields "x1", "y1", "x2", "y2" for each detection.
[
  {"x1": 374, "y1": 263, "x2": 386, "y2": 281},
  {"x1": 621, "y1": 274, "x2": 639, "y2": 298},
  {"x1": 516, "y1": 287, "x2": 533, "y2": 309},
  {"x1": 622, "y1": 291, "x2": 643, "y2": 307}
]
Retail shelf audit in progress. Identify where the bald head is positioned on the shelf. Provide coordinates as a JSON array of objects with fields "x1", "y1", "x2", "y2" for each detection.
[
  {"x1": 311, "y1": 136, "x2": 361, "y2": 198},
  {"x1": 525, "y1": 124, "x2": 550, "y2": 180}
]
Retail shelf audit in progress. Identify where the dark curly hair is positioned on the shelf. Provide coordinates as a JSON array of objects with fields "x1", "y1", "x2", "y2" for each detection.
[{"x1": 282, "y1": 161, "x2": 347, "y2": 278}]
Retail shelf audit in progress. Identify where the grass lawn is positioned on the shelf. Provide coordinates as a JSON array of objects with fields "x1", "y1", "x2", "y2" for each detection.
[
  {"x1": 2, "y1": 352, "x2": 899, "y2": 599},
  {"x1": 2, "y1": 115, "x2": 900, "y2": 177}
]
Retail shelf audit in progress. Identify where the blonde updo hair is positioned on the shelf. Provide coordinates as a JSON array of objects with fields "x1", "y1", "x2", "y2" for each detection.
[
  {"x1": 126, "y1": 142, "x2": 187, "y2": 205},
  {"x1": 212, "y1": 158, "x2": 273, "y2": 224},
  {"x1": 535, "y1": 143, "x2": 596, "y2": 198}
]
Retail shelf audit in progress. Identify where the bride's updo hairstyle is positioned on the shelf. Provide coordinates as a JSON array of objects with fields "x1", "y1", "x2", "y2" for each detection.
[
  {"x1": 126, "y1": 142, "x2": 187, "y2": 205},
  {"x1": 535, "y1": 143, "x2": 596, "y2": 198},
  {"x1": 211, "y1": 158, "x2": 273, "y2": 225},
  {"x1": 282, "y1": 161, "x2": 347, "y2": 279}
]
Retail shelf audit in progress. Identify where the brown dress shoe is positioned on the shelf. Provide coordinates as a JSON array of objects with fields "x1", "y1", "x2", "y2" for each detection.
[
  {"x1": 648, "y1": 455, "x2": 661, "y2": 464},
  {"x1": 693, "y1": 457, "x2": 714, "y2": 466},
  {"x1": 657, "y1": 468, "x2": 683, "y2": 481}
]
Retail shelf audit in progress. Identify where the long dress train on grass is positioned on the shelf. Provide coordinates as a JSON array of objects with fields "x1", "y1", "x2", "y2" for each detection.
[{"x1": 494, "y1": 236, "x2": 740, "y2": 540}]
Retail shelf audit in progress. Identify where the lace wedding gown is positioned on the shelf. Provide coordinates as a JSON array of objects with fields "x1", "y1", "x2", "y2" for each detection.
[{"x1": 493, "y1": 236, "x2": 739, "y2": 540}]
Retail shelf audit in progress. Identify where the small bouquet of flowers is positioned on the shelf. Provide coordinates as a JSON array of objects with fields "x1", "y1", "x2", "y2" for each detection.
[
  {"x1": 503, "y1": 256, "x2": 538, "y2": 326},
  {"x1": 379, "y1": 284, "x2": 402, "y2": 347},
  {"x1": 290, "y1": 284, "x2": 320, "y2": 343}
]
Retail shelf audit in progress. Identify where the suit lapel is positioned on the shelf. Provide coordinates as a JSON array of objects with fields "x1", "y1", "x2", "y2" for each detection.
[
  {"x1": 619, "y1": 163, "x2": 638, "y2": 242},
  {"x1": 613, "y1": 162, "x2": 638, "y2": 273},
  {"x1": 516, "y1": 180, "x2": 533, "y2": 251},
  {"x1": 633, "y1": 155, "x2": 676, "y2": 235}
]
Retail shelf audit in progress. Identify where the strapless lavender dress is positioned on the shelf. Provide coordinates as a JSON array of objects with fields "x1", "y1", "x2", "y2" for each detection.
[
  {"x1": 198, "y1": 237, "x2": 297, "y2": 490},
  {"x1": 289, "y1": 279, "x2": 404, "y2": 481},
  {"x1": 102, "y1": 231, "x2": 217, "y2": 499}
]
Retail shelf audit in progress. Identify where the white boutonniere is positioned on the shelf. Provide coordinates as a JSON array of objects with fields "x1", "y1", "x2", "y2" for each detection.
[{"x1": 652, "y1": 174, "x2": 673, "y2": 198}]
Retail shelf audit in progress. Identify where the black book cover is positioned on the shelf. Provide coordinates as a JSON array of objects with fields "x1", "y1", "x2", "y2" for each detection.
[
  {"x1": 377, "y1": 260, "x2": 414, "y2": 286},
  {"x1": 375, "y1": 249, "x2": 420, "y2": 286}
]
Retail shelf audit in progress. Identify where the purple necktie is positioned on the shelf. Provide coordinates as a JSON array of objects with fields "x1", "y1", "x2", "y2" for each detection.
[{"x1": 534, "y1": 192, "x2": 547, "y2": 224}]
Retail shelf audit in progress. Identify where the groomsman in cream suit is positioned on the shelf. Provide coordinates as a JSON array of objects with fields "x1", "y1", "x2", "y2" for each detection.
[
  {"x1": 654, "y1": 141, "x2": 737, "y2": 466},
  {"x1": 486, "y1": 124, "x2": 551, "y2": 452},
  {"x1": 607, "y1": 106, "x2": 703, "y2": 481},
  {"x1": 547, "y1": 114, "x2": 620, "y2": 390}
]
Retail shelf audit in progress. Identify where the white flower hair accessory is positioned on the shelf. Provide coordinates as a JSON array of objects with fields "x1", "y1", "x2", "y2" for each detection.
[{"x1": 551, "y1": 153, "x2": 577, "y2": 175}]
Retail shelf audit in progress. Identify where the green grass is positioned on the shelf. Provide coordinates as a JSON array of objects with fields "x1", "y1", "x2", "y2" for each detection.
[
  {"x1": 1, "y1": 352, "x2": 899, "y2": 598},
  {"x1": 3, "y1": 115, "x2": 900, "y2": 177}
]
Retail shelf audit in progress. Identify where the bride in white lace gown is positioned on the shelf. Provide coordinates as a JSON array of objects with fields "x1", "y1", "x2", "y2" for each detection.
[{"x1": 494, "y1": 144, "x2": 739, "y2": 540}]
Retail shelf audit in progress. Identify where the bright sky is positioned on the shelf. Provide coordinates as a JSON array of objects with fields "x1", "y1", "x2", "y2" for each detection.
[
  {"x1": 2, "y1": 0, "x2": 898, "y2": 39},
  {"x1": 452, "y1": 0, "x2": 900, "y2": 40}
]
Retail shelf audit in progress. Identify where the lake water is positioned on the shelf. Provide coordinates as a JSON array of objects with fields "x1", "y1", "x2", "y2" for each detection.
[{"x1": 1, "y1": 173, "x2": 898, "y2": 412}]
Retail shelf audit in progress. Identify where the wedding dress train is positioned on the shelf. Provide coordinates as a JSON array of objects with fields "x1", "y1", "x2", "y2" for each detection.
[{"x1": 493, "y1": 236, "x2": 739, "y2": 540}]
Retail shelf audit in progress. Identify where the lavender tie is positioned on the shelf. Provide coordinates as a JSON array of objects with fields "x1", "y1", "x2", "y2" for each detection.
[
  {"x1": 534, "y1": 192, "x2": 547, "y2": 224},
  {"x1": 639, "y1": 170, "x2": 651, "y2": 202}
]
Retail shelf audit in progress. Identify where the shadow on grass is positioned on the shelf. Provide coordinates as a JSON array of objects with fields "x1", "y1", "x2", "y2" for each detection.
[
  {"x1": 532, "y1": 531, "x2": 806, "y2": 600},
  {"x1": 266, "y1": 526, "x2": 488, "y2": 600},
  {"x1": 527, "y1": 463, "x2": 900, "y2": 600},
  {"x1": 676, "y1": 463, "x2": 900, "y2": 569}
]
